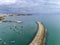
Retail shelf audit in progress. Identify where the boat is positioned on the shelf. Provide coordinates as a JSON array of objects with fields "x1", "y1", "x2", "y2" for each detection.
[{"x1": 0, "y1": 20, "x2": 23, "y2": 23}]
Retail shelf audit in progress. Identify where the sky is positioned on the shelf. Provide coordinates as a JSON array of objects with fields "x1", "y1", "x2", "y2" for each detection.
[{"x1": 0, "y1": 0, "x2": 60, "y2": 14}]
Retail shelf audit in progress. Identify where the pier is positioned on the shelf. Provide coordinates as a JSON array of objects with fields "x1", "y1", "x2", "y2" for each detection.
[{"x1": 29, "y1": 21, "x2": 46, "y2": 45}]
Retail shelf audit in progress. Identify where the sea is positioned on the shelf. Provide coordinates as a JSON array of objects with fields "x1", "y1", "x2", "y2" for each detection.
[{"x1": 0, "y1": 14, "x2": 60, "y2": 45}]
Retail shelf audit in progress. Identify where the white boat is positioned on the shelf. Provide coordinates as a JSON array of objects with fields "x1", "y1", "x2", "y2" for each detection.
[{"x1": 0, "y1": 20, "x2": 23, "y2": 23}]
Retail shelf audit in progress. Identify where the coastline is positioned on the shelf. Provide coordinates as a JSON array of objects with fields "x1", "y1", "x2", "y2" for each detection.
[{"x1": 29, "y1": 21, "x2": 46, "y2": 45}]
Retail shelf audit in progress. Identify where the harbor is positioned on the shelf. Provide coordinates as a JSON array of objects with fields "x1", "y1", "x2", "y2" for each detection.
[{"x1": 0, "y1": 14, "x2": 59, "y2": 45}]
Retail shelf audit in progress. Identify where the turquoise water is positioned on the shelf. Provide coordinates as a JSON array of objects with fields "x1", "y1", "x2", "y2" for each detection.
[
  {"x1": 0, "y1": 15, "x2": 60, "y2": 45},
  {"x1": 32, "y1": 15, "x2": 60, "y2": 45}
]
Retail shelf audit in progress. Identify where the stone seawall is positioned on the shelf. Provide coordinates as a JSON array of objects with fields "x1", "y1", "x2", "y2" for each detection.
[{"x1": 29, "y1": 21, "x2": 46, "y2": 45}]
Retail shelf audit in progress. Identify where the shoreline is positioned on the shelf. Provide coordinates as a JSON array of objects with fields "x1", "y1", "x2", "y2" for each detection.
[{"x1": 29, "y1": 21, "x2": 46, "y2": 45}]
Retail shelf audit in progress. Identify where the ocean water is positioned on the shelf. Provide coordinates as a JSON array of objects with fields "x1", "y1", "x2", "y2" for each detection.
[{"x1": 0, "y1": 14, "x2": 60, "y2": 45}]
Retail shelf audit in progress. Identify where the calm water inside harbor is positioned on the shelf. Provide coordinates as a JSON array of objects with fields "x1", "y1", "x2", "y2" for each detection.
[{"x1": 0, "y1": 14, "x2": 60, "y2": 45}]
